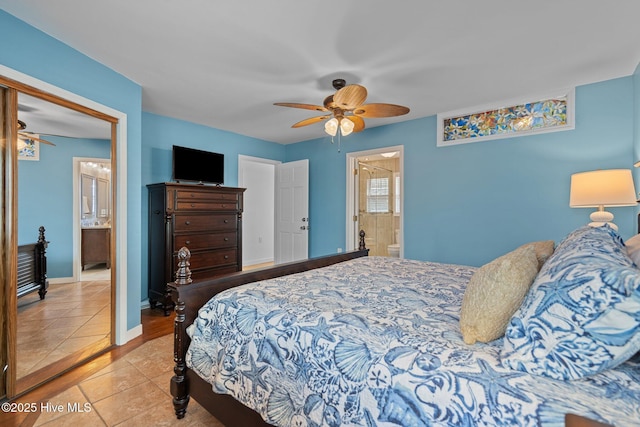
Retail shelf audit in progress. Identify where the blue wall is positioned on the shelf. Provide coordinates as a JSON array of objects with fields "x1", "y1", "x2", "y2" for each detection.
[
  {"x1": 0, "y1": 10, "x2": 143, "y2": 331},
  {"x1": 140, "y1": 112, "x2": 285, "y2": 300},
  {"x1": 286, "y1": 78, "x2": 636, "y2": 267},
  {"x1": 2, "y1": 8, "x2": 639, "y2": 333},
  {"x1": 634, "y1": 63, "x2": 640, "y2": 188},
  {"x1": 18, "y1": 136, "x2": 110, "y2": 277}
]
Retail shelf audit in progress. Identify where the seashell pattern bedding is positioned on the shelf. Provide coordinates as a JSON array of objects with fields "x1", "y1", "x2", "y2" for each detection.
[{"x1": 186, "y1": 256, "x2": 640, "y2": 426}]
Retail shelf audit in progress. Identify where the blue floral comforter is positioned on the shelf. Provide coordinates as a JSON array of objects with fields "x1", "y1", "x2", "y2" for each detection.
[{"x1": 186, "y1": 257, "x2": 640, "y2": 426}]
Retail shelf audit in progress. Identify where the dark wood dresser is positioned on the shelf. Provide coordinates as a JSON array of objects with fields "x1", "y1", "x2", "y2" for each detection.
[{"x1": 147, "y1": 182, "x2": 245, "y2": 315}]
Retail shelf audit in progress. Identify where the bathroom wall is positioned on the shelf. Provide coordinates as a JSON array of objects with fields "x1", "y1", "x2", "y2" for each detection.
[{"x1": 358, "y1": 157, "x2": 400, "y2": 256}]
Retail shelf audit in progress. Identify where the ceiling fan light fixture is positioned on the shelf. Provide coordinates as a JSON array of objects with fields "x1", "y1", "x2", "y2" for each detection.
[
  {"x1": 276, "y1": 79, "x2": 409, "y2": 142},
  {"x1": 340, "y1": 117, "x2": 355, "y2": 136},
  {"x1": 324, "y1": 117, "x2": 339, "y2": 136}
]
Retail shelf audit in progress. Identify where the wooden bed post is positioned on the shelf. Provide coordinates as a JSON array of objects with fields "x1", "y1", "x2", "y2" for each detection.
[
  {"x1": 359, "y1": 229, "x2": 366, "y2": 251},
  {"x1": 171, "y1": 247, "x2": 192, "y2": 419},
  {"x1": 35, "y1": 226, "x2": 48, "y2": 300}
]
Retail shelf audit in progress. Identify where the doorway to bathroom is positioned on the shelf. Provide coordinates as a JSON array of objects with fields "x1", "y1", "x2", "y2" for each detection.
[
  {"x1": 75, "y1": 158, "x2": 112, "y2": 282},
  {"x1": 346, "y1": 146, "x2": 403, "y2": 257}
]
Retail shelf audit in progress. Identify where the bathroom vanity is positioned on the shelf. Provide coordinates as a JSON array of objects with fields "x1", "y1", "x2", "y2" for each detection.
[{"x1": 81, "y1": 227, "x2": 111, "y2": 270}]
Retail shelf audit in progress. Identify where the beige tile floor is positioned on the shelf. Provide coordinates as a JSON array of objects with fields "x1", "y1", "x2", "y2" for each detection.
[
  {"x1": 17, "y1": 268, "x2": 112, "y2": 379},
  {"x1": 32, "y1": 334, "x2": 223, "y2": 426},
  {"x1": 20, "y1": 263, "x2": 279, "y2": 426}
]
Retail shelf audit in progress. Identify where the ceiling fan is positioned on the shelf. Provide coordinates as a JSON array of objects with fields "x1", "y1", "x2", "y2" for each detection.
[
  {"x1": 274, "y1": 78, "x2": 410, "y2": 136},
  {"x1": 17, "y1": 120, "x2": 56, "y2": 146}
]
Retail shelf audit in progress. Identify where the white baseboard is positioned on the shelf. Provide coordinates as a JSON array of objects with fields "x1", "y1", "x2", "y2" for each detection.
[
  {"x1": 244, "y1": 257, "x2": 274, "y2": 267},
  {"x1": 140, "y1": 299, "x2": 150, "y2": 310},
  {"x1": 125, "y1": 324, "x2": 143, "y2": 343},
  {"x1": 48, "y1": 277, "x2": 75, "y2": 285}
]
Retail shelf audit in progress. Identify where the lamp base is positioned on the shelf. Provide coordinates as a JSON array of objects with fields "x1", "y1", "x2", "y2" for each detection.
[
  {"x1": 588, "y1": 221, "x2": 618, "y2": 231},
  {"x1": 589, "y1": 209, "x2": 617, "y2": 230}
]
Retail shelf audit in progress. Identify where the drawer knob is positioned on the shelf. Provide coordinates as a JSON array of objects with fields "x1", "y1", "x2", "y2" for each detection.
[
  {"x1": 191, "y1": 203, "x2": 196, "y2": 207},
  {"x1": 224, "y1": 255, "x2": 229, "y2": 259},
  {"x1": 223, "y1": 219, "x2": 229, "y2": 224},
  {"x1": 185, "y1": 221, "x2": 191, "y2": 225},
  {"x1": 224, "y1": 237, "x2": 229, "y2": 241},
  {"x1": 185, "y1": 240, "x2": 190, "y2": 245}
]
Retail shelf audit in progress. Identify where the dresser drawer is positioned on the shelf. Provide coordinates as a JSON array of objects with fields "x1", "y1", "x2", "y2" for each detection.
[
  {"x1": 176, "y1": 200, "x2": 238, "y2": 211},
  {"x1": 175, "y1": 189, "x2": 239, "y2": 205},
  {"x1": 176, "y1": 189, "x2": 239, "y2": 202},
  {"x1": 173, "y1": 213, "x2": 237, "y2": 232},
  {"x1": 174, "y1": 248, "x2": 237, "y2": 270},
  {"x1": 174, "y1": 232, "x2": 237, "y2": 251},
  {"x1": 175, "y1": 190, "x2": 239, "y2": 211}
]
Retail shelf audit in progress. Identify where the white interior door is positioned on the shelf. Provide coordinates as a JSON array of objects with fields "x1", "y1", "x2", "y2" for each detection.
[{"x1": 275, "y1": 159, "x2": 309, "y2": 263}]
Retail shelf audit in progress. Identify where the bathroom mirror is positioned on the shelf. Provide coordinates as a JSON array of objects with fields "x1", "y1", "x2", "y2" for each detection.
[
  {"x1": 97, "y1": 177, "x2": 109, "y2": 218},
  {"x1": 81, "y1": 174, "x2": 95, "y2": 217},
  {"x1": 81, "y1": 172, "x2": 110, "y2": 220}
]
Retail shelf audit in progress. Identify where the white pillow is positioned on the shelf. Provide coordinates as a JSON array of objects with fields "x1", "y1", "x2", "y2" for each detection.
[
  {"x1": 502, "y1": 226, "x2": 640, "y2": 380},
  {"x1": 625, "y1": 233, "x2": 640, "y2": 266}
]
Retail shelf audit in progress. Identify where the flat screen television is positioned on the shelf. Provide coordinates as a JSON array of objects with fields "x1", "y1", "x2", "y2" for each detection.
[{"x1": 172, "y1": 145, "x2": 224, "y2": 185}]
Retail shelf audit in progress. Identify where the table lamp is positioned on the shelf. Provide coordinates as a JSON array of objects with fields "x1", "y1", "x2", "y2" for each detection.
[{"x1": 569, "y1": 169, "x2": 637, "y2": 231}]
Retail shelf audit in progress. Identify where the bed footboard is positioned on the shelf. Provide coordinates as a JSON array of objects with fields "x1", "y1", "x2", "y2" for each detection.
[
  {"x1": 17, "y1": 226, "x2": 48, "y2": 300},
  {"x1": 170, "y1": 231, "x2": 368, "y2": 422}
]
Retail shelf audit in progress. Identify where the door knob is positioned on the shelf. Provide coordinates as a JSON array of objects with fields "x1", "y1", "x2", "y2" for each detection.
[{"x1": 300, "y1": 225, "x2": 307, "y2": 230}]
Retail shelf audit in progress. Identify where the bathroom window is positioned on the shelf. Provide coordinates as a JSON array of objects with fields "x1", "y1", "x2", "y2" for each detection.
[{"x1": 366, "y1": 177, "x2": 389, "y2": 213}]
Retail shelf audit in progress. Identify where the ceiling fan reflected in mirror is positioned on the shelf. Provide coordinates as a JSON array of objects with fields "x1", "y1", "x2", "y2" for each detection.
[
  {"x1": 17, "y1": 119, "x2": 56, "y2": 146},
  {"x1": 274, "y1": 78, "x2": 410, "y2": 137}
]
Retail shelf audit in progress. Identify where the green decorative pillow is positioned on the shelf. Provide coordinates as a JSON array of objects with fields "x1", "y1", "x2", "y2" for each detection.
[{"x1": 460, "y1": 244, "x2": 539, "y2": 345}]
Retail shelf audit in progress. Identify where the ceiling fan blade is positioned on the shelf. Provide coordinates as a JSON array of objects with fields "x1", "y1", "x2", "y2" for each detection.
[
  {"x1": 274, "y1": 102, "x2": 328, "y2": 112},
  {"x1": 346, "y1": 115, "x2": 365, "y2": 132},
  {"x1": 353, "y1": 103, "x2": 410, "y2": 118},
  {"x1": 334, "y1": 84, "x2": 367, "y2": 110},
  {"x1": 291, "y1": 115, "x2": 331, "y2": 128},
  {"x1": 18, "y1": 132, "x2": 56, "y2": 146}
]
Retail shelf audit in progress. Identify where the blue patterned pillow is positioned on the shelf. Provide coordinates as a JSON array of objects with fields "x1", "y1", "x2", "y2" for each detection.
[{"x1": 501, "y1": 225, "x2": 640, "y2": 380}]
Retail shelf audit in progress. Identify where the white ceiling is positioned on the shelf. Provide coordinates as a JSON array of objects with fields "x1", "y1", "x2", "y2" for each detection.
[
  {"x1": 3, "y1": 0, "x2": 640, "y2": 144},
  {"x1": 18, "y1": 93, "x2": 112, "y2": 140}
]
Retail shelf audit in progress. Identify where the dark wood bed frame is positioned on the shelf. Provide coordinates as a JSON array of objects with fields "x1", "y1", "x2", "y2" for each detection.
[
  {"x1": 169, "y1": 231, "x2": 368, "y2": 426},
  {"x1": 17, "y1": 226, "x2": 48, "y2": 300}
]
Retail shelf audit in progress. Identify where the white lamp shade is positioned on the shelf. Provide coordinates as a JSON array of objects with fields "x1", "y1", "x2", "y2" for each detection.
[
  {"x1": 340, "y1": 117, "x2": 355, "y2": 136},
  {"x1": 324, "y1": 118, "x2": 338, "y2": 136},
  {"x1": 569, "y1": 169, "x2": 637, "y2": 207}
]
